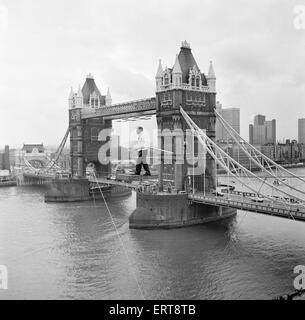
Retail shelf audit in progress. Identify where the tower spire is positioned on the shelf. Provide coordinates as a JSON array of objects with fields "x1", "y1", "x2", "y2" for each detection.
[
  {"x1": 172, "y1": 55, "x2": 182, "y2": 74},
  {"x1": 69, "y1": 87, "x2": 74, "y2": 99},
  {"x1": 172, "y1": 54, "x2": 182, "y2": 88},
  {"x1": 207, "y1": 61, "x2": 216, "y2": 93},
  {"x1": 68, "y1": 87, "x2": 75, "y2": 108},
  {"x1": 75, "y1": 85, "x2": 83, "y2": 108},
  {"x1": 106, "y1": 87, "x2": 112, "y2": 106},
  {"x1": 207, "y1": 61, "x2": 216, "y2": 79},
  {"x1": 155, "y1": 59, "x2": 163, "y2": 78},
  {"x1": 155, "y1": 59, "x2": 163, "y2": 92},
  {"x1": 77, "y1": 85, "x2": 83, "y2": 97}
]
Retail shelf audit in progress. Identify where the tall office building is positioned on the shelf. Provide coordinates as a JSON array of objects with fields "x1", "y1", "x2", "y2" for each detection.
[
  {"x1": 249, "y1": 114, "x2": 276, "y2": 146},
  {"x1": 216, "y1": 101, "x2": 240, "y2": 142},
  {"x1": 298, "y1": 118, "x2": 305, "y2": 144},
  {"x1": 254, "y1": 114, "x2": 265, "y2": 126},
  {"x1": 265, "y1": 119, "x2": 276, "y2": 144},
  {"x1": 249, "y1": 124, "x2": 253, "y2": 145}
]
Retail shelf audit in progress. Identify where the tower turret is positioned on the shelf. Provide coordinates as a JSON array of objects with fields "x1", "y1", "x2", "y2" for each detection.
[
  {"x1": 207, "y1": 61, "x2": 216, "y2": 93},
  {"x1": 172, "y1": 55, "x2": 182, "y2": 88},
  {"x1": 106, "y1": 88, "x2": 112, "y2": 106},
  {"x1": 75, "y1": 85, "x2": 83, "y2": 108},
  {"x1": 155, "y1": 59, "x2": 163, "y2": 92},
  {"x1": 68, "y1": 87, "x2": 75, "y2": 109}
]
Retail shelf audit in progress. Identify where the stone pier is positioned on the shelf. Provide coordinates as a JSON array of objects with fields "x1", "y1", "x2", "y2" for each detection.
[
  {"x1": 44, "y1": 178, "x2": 132, "y2": 202},
  {"x1": 129, "y1": 193, "x2": 236, "y2": 229},
  {"x1": 45, "y1": 178, "x2": 90, "y2": 202}
]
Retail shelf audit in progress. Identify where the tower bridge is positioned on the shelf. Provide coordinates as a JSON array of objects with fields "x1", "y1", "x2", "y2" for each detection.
[
  {"x1": 26, "y1": 41, "x2": 305, "y2": 229},
  {"x1": 68, "y1": 41, "x2": 217, "y2": 190}
]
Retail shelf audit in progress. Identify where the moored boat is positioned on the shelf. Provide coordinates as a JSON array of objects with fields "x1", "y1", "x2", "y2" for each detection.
[{"x1": 0, "y1": 170, "x2": 16, "y2": 187}]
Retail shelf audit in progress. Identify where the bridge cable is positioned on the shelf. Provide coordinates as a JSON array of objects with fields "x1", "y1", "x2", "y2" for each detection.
[
  {"x1": 181, "y1": 106, "x2": 302, "y2": 205},
  {"x1": 46, "y1": 127, "x2": 70, "y2": 171},
  {"x1": 215, "y1": 109, "x2": 305, "y2": 194},
  {"x1": 180, "y1": 107, "x2": 303, "y2": 218},
  {"x1": 91, "y1": 172, "x2": 146, "y2": 300}
]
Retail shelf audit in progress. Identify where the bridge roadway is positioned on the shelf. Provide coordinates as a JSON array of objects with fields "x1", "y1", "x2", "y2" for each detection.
[
  {"x1": 91, "y1": 177, "x2": 305, "y2": 222},
  {"x1": 89, "y1": 175, "x2": 159, "y2": 189},
  {"x1": 23, "y1": 172, "x2": 56, "y2": 179},
  {"x1": 21, "y1": 173, "x2": 305, "y2": 222},
  {"x1": 190, "y1": 192, "x2": 305, "y2": 222}
]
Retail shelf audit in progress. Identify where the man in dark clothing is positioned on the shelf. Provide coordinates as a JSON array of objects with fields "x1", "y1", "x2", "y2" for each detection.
[{"x1": 133, "y1": 126, "x2": 151, "y2": 176}]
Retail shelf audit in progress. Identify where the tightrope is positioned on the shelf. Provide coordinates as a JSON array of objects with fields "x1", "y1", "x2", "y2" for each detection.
[{"x1": 92, "y1": 173, "x2": 146, "y2": 300}]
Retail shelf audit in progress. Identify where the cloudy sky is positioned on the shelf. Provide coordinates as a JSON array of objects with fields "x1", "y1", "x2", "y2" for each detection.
[{"x1": 0, "y1": 0, "x2": 304, "y2": 147}]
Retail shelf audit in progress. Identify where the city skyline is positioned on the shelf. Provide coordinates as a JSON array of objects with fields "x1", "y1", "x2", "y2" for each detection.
[{"x1": 0, "y1": 0, "x2": 305, "y2": 147}]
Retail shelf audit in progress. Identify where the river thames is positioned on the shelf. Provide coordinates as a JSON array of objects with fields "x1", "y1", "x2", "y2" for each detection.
[{"x1": 1, "y1": 168, "x2": 305, "y2": 300}]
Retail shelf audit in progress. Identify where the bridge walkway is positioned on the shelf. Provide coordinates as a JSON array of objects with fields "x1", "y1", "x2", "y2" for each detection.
[{"x1": 189, "y1": 192, "x2": 305, "y2": 222}]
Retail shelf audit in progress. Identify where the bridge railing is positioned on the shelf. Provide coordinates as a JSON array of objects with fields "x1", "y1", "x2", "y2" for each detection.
[
  {"x1": 81, "y1": 97, "x2": 156, "y2": 118},
  {"x1": 190, "y1": 194, "x2": 305, "y2": 221}
]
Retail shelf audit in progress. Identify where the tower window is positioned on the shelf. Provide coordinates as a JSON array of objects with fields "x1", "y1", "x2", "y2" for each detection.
[
  {"x1": 196, "y1": 77, "x2": 200, "y2": 88},
  {"x1": 164, "y1": 74, "x2": 169, "y2": 86},
  {"x1": 191, "y1": 76, "x2": 195, "y2": 87},
  {"x1": 91, "y1": 127, "x2": 99, "y2": 142}
]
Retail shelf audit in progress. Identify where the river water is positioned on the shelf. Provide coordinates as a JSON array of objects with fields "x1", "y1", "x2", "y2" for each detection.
[{"x1": 1, "y1": 168, "x2": 305, "y2": 300}]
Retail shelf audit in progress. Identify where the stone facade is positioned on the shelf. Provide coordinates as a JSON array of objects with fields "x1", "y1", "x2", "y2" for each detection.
[
  {"x1": 155, "y1": 42, "x2": 217, "y2": 192},
  {"x1": 69, "y1": 75, "x2": 112, "y2": 177}
]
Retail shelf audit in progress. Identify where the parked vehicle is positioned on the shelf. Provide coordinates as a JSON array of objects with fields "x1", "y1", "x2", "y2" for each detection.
[
  {"x1": 250, "y1": 196, "x2": 264, "y2": 203},
  {"x1": 219, "y1": 184, "x2": 235, "y2": 191},
  {"x1": 212, "y1": 190, "x2": 225, "y2": 197}
]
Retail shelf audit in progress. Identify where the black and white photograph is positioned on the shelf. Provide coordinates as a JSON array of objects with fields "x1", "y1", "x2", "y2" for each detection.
[{"x1": 1, "y1": 0, "x2": 305, "y2": 308}]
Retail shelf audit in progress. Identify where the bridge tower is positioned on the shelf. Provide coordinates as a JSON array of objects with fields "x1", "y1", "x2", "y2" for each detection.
[
  {"x1": 69, "y1": 74, "x2": 111, "y2": 178},
  {"x1": 155, "y1": 41, "x2": 217, "y2": 192},
  {"x1": 130, "y1": 42, "x2": 236, "y2": 229}
]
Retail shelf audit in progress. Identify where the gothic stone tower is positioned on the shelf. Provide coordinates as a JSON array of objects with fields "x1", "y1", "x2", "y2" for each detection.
[
  {"x1": 155, "y1": 41, "x2": 217, "y2": 192},
  {"x1": 69, "y1": 74, "x2": 112, "y2": 177}
]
